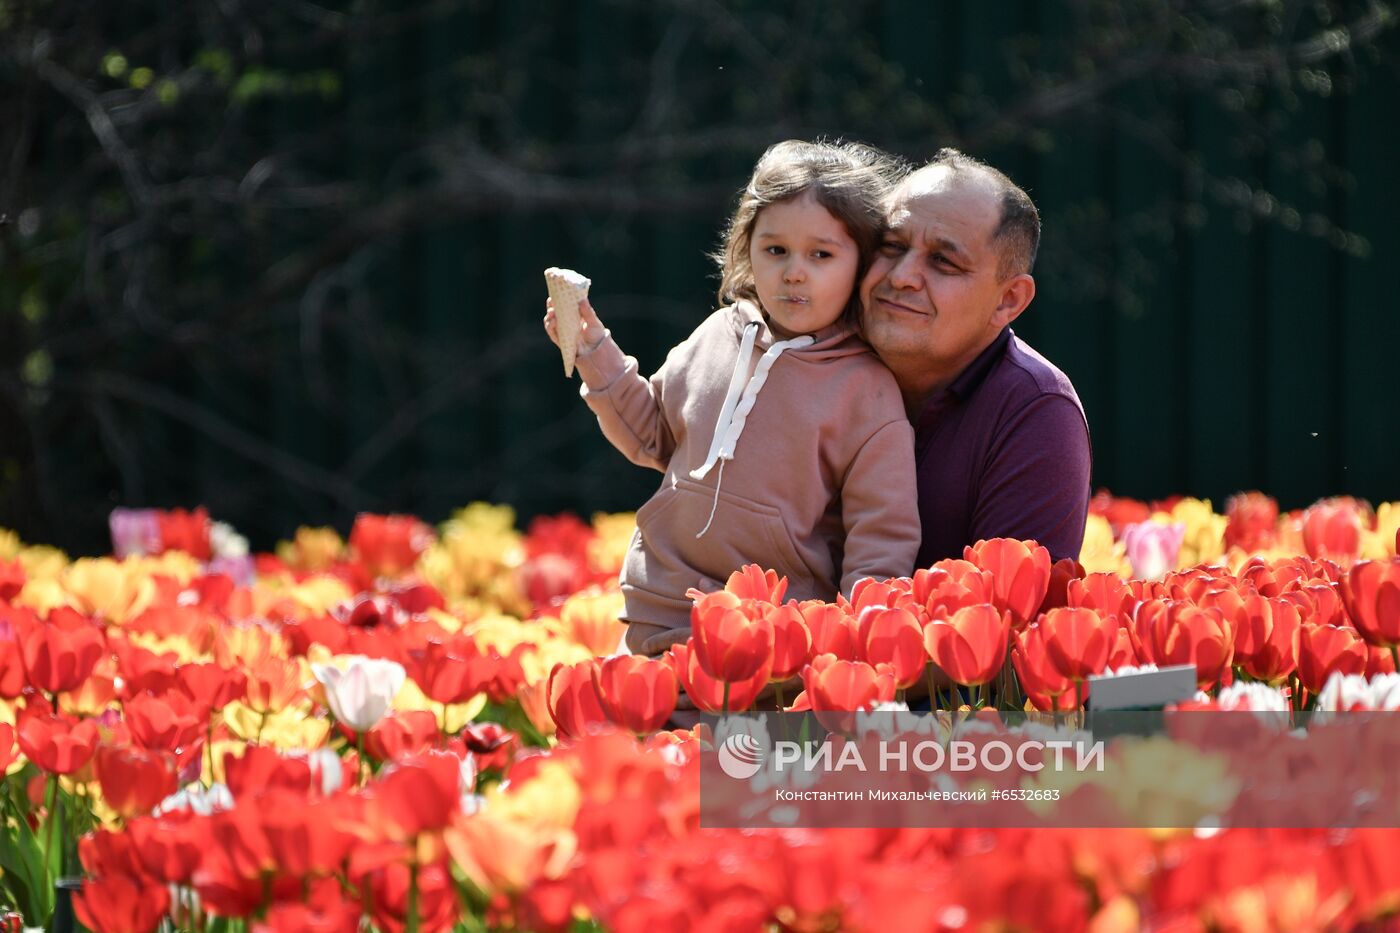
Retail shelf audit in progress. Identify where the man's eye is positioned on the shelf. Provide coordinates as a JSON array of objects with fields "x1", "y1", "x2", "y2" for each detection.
[{"x1": 878, "y1": 240, "x2": 904, "y2": 254}]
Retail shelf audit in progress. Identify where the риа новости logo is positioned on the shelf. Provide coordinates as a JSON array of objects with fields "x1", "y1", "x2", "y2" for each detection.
[{"x1": 718, "y1": 731, "x2": 766, "y2": 779}]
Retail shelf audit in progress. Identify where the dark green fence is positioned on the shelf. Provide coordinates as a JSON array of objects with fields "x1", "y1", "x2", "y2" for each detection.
[{"x1": 3, "y1": 0, "x2": 1396, "y2": 553}]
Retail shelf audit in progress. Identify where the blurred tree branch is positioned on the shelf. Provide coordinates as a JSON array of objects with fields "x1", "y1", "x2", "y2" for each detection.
[{"x1": 0, "y1": 0, "x2": 1394, "y2": 552}]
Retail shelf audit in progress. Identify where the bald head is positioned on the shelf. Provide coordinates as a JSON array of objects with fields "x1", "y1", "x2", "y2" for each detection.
[{"x1": 897, "y1": 149, "x2": 1040, "y2": 281}]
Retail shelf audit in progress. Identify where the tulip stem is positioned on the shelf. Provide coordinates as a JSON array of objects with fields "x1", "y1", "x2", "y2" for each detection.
[
  {"x1": 722, "y1": 681, "x2": 731, "y2": 716},
  {"x1": 42, "y1": 773, "x2": 60, "y2": 878},
  {"x1": 1391, "y1": 645, "x2": 1399, "y2": 674},
  {"x1": 773, "y1": 682, "x2": 786, "y2": 712},
  {"x1": 406, "y1": 860, "x2": 420, "y2": 933},
  {"x1": 206, "y1": 719, "x2": 216, "y2": 787},
  {"x1": 357, "y1": 730, "x2": 368, "y2": 785}
]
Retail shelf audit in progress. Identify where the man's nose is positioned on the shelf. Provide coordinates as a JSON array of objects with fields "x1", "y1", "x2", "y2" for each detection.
[{"x1": 886, "y1": 253, "x2": 921, "y2": 290}]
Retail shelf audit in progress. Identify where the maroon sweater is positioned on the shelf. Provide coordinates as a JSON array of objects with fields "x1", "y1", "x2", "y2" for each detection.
[{"x1": 913, "y1": 327, "x2": 1092, "y2": 566}]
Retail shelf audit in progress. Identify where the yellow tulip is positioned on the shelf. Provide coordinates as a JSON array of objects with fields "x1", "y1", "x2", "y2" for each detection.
[
  {"x1": 487, "y1": 761, "x2": 581, "y2": 829},
  {"x1": 224, "y1": 701, "x2": 330, "y2": 749},
  {"x1": 62, "y1": 557, "x2": 154, "y2": 623},
  {"x1": 18, "y1": 545, "x2": 69, "y2": 581},
  {"x1": 587, "y1": 512, "x2": 636, "y2": 576},
  {"x1": 275, "y1": 526, "x2": 344, "y2": 572},
  {"x1": 392, "y1": 679, "x2": 487, "y2": 733},
  {"x1": 15, "y1": 577, "x2": 77, "y2": 614},
  {"x1": 1161, "y1": 498, "x2": 1228, "y2": 567},
  {"x1": 132, "y1": 551, "x2": 202, "y2": 585},
  {"x1": 1362, "y1": 501, "x2": 1400, "y2": 559},
  {"x1": 285, "y1": 575, "x2": 354, "y2": 615},
  {"x1": 1079, "y1": 515, "x2": 1131, "y2": 577},
  {"x1": 0, "y1": 527, "x2": 21, "y2": 560},
  {"x1": 558, "y1": 588, "x2": 626, "y2": 656},
  {"x1": 123, "y1": 631, "x2": 203, "y2": 664}
]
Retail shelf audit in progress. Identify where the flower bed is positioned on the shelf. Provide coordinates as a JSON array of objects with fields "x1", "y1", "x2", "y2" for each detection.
[{"x1": 0, "y1": 493, "x2": 1398, "y2": 932}]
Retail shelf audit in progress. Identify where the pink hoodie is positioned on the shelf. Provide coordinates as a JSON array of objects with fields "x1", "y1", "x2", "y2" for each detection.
[{"x1": 575, "y1": 299, "x2": 920, "y2": 654}]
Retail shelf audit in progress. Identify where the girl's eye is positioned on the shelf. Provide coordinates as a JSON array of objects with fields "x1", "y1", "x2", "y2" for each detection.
[
  {"x1": 765, "y1": 245, "x2": 786, "y2": 256},
  {"x1": 812, "y1": 250, "x2": 832, "y2": 259}
]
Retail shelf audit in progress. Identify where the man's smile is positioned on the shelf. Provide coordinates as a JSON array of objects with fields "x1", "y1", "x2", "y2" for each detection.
[{"x1": 872, "y1": 294, "x2": 927, "y2": 316}]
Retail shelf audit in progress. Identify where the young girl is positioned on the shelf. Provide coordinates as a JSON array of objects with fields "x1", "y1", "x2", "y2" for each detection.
[{"x1": 544, "y1": 139, "x2": 920, "y2": 657}]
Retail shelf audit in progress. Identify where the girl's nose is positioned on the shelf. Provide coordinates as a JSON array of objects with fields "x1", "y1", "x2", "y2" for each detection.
[{"x1": 783, "y1": 260, "x2": 805, "y2": 283}]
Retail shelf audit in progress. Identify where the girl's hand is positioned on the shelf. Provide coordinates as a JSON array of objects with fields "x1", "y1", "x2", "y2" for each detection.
[{"x1": 543, "y1": 296, "x2": 607, "y2": 353}]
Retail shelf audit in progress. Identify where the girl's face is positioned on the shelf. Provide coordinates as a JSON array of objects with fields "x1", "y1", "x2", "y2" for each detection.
[{"x1": 749, "y1": 190, "x2": 859, "y2": 338}]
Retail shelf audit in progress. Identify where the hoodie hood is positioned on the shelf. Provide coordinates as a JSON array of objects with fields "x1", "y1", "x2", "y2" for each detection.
[{"x1": 727, "y1": 299, "x2": 873, "y2": 362}]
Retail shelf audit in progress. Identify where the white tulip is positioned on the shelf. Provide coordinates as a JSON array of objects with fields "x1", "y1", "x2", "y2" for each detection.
[{"x1": 313, "y1": 655, "x2": 406, "y2": 732}]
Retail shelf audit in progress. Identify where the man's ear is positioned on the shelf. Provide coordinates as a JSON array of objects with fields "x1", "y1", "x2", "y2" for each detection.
[{"x1": 993, "y1": 273, "x2": 1035, "y2": 327}]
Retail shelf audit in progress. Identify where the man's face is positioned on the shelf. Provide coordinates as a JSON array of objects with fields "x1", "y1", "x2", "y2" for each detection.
[{"x1": 860, "y1": 167, "x2": 1020, "y2": 386}]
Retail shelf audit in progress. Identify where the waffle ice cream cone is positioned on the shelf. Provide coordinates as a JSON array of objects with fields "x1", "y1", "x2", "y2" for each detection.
[{"x1": 544, "y1": 267, "x2": 591, "y2": 377}]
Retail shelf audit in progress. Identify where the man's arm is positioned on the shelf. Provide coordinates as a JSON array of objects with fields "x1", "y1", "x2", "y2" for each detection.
[{"x1": 971, "y1": 394, "x2": 1091, "y2": 562}]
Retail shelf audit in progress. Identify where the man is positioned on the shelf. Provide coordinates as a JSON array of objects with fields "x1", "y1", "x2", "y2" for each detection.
[{"x1": 861, "y1": 148, "x2": 1091, "y2": 564}]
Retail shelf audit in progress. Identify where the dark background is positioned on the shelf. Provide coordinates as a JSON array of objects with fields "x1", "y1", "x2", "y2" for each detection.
[{"x1": 3, "y1": 0, "x2": 1397, "y2": 556}]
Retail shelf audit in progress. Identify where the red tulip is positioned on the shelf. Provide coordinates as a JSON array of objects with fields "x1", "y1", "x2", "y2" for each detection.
[
  {"x1": 800, "y1": 601, "x2": 859, "y2": 659},
  {"x1": 801, "y1": 654, "x2": 896, "y2": 711},
  {"x1": 348, "y1": 512, "x2": 434, "y2": 578},
  {"x1": 592, "y1": 655, "x2": 678, "y2": 734},
  {"x1": 1342, "y1": 558, "x2": 1400, "y2": 649},
  {"x1": 74, "y1": 874, "x2": 172, "y2": 933},
  {"x1": 368, "y1": 860, "x2": 459, "y2": 933},
  {"x1": 923, "y1": 604, "x2": 1010, "y2": 687},
  {"x1": 1038, "y1": 557, "x2": 1085, "y2": 614},
  {"x1": 1297, "y1": 624, "x2": 1368, "y2": 694},
  {"x1": 910, "y1": 560, "x2": 996, "y2": 619},
  {"x1": 724, "y1": 564, "x2": 788, "y2": 603},
  {"x1": 690, "y1": 591, "x2": 774, "y2": 683},
  {"x1": 411, "y1": 637, "x2": 525, "y2": 705},
  {"x1": 763, "y1": 602, "x2": 811, "y2": 681},
  {"x1": 367, "y1": 751, "x2": 462, "y2": 841},
  {"x1": 124, "y1": 691, "x2": 204, "y2": 754},
  {"x1": 157, "y1": 506, "x2": 213, "y2": 561},
  {"x1": 16, "y1": 709, "x2": 99, "y2": 774},
  {"x1": 1067, "y1": 573, "x2": 1139, "y2": 622},
  {"x1": 0, "y1": 557, "x2": 24, "y2": 601},
  {"x1": 1012, "y1": 625, "x2": 1076, "y2": 712},
  {"x1": 243, "y1": 657, "x2": 306, "y2": 713},
  {"x1": 1233, "y1": 595, "x2": 1302, "y2": 684},
  {"x1": 95, "y1": 744, "x2": 178, "y2": 818},
  {"x1": 262, "y1": 794, "x2": 358, "y2": 878},
  {"x1": 0, "y1": 722, "x2": 15, "y2": 773},
  {"x1": 1132, "y1": 600, "x2": 1233, "y2": 689},
  {"x1": 1301, "y1": 499, "x2": 1364, "y2": 566},
  {"x1": 963, "y1": 538, "x2": 1052, "y2": 626},
  {"x1": 176, "y1": 662, "x2": 248, "y2": 712},
  {"x1": 223, "y1": 745, "x2": 315, "y2": 800},
  {"x1": 1224, "y1": 491, "x2": 1279, "y2": 551},
  {"x1": 125, "y1": 813, "x2": 202, "y2": 885},
  {"x1": 366, "y1": 709, "x2": 441, "y2": 762},
  {"x1": 860, "y1": 607, "x2": 926, "y2": 689},
  {"x1": 546, "y1": 661, "x2": 608, "y2": 742},
  {"x1": 1039, "y1": 607, "x2": 1116, "y2": 682},
  {"x1": 667, "y1": 639, "x2": 772, "y2": 713},
  {"x1": 18, "y1": 606, "x2": 106, "y2": 695}
]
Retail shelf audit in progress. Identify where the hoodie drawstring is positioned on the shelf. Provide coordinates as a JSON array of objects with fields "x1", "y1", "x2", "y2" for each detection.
[{"x1": 691, "y1": 323, "x2": 815, "y2": 538}]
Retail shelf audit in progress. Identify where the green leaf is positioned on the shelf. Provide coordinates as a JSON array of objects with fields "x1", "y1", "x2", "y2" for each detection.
[{"x1": 0, "y1": 798, "x2": 56, "y2": 924}]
